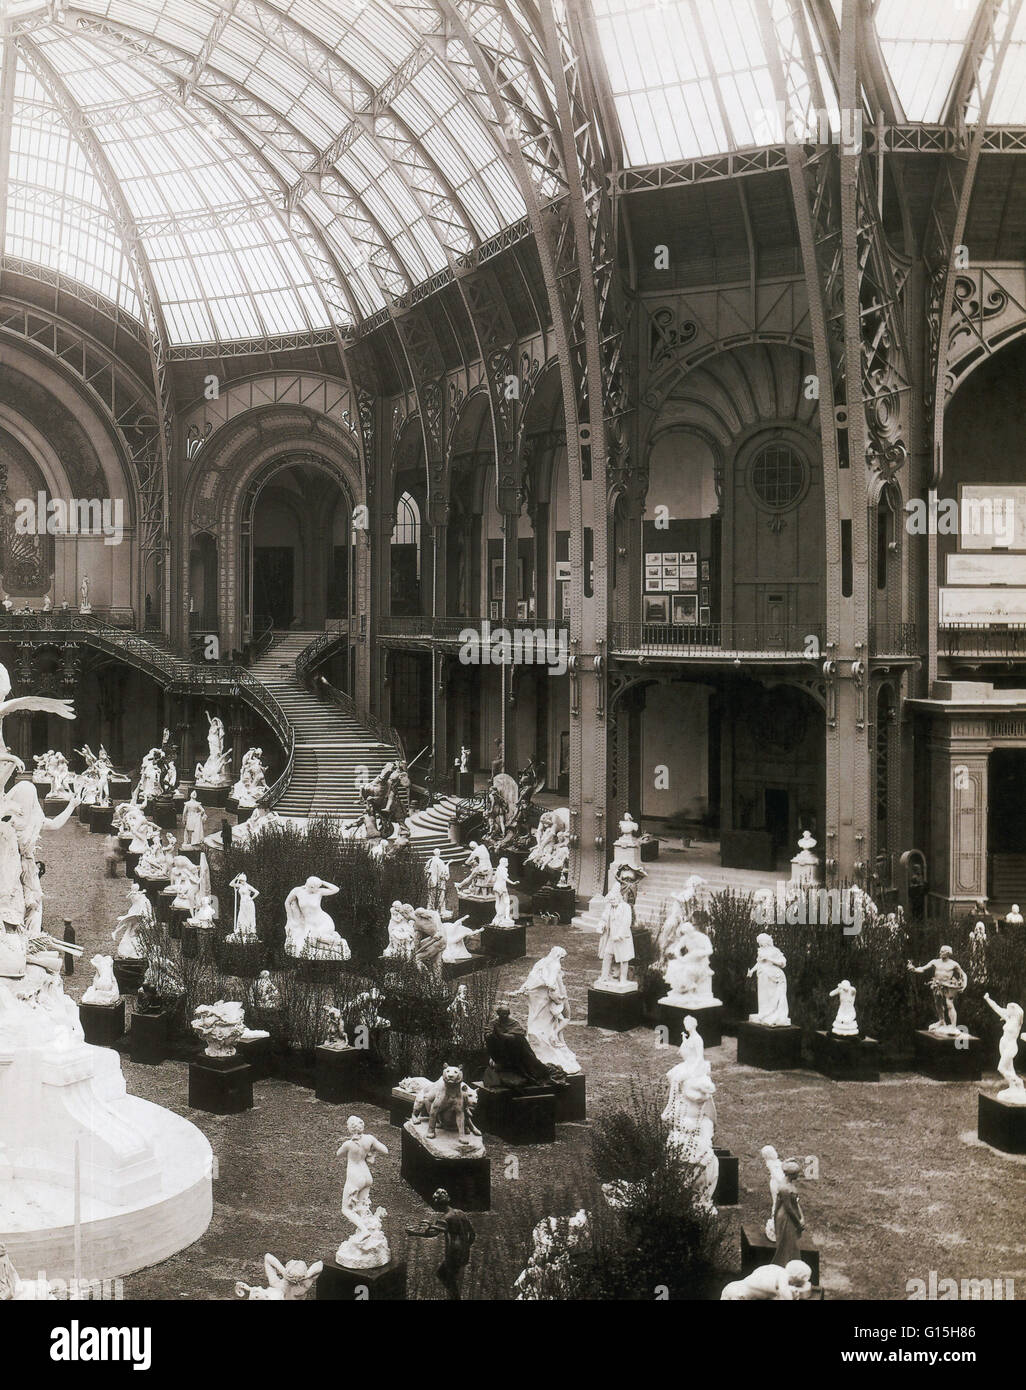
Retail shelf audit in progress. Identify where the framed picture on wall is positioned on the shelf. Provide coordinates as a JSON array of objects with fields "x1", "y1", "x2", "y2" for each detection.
[
  {"x1": 489, "y1": 600, "x2": 501, "y2": 620},
  {"x1": 645, "y1": 565, "x2": 661, "y2": 580},
  {"x1": 645, "y1": 553, "x2": 660, "y2": 566},
  {"x1": 662, "y1": 553, "x2": 679, "y2": 565},
  {"x1": 699, "y1": 605, "x2": 711, "y2": 625},
  {"x1": 645, "y1": 575, "x2": 662, "y2": 592},
  {"x1": 555, "y1": 561, "x2": 572, "y2": 582},
  {"x1": 516, "y1": 601, "x2": 528, "y2": 620},
  {"x1": 701, "y1": 560, "x2": 710, "y2": 581},
  {"x1": 671, "y1": 594, "x2": 699, "y2": 624},
  {"x1": 490, "y1": 557, "x2": 503, "y2": 602},
  {"x1": 663, "y1": 575, "x2": 680, "y2": 592},
  {"x1": 700, "y1": 585, "x2": 709, "y2": 605},
  {"x1": 681, "y1": 575, "x2": 698, "y2": 592},
  {"x1": 644, "y1": 595, "x2": 669, "y2": 623}
]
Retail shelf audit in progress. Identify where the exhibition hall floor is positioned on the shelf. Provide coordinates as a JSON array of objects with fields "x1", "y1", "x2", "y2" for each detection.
[{"x1": 43, "y1": 817, "x2": 1026, "y2": 1301}]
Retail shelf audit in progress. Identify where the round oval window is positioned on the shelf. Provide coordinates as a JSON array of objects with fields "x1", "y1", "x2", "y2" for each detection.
[{"x1": 749, "y1": 443, "x2": 807, "y2": 510}]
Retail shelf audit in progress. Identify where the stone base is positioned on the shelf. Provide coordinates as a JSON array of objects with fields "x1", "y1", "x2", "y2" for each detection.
[
  {"x1": 130, "y1": 1009, "x2": 169, "y2": 1065},
  {"x1": 736, "y1": 1021, "x2": 803, "y2": 1070},
  {"x1": 315, "y1": 1045, "x2": 366, "y2": 1103},
  {"x1": 188, "y1": 1055, "x2": 253, "y2": 1113},
  {"x1": 195, "y1": 784, "x2": 229, "y2": 807},
  {"x1": 217, "y1": 940, "x2": 266, "y2": 977},
  {"x1": 977, "y1": 1092, "x2": 1026, "y2": 1153},
  {"x1": 741, "y1": 1226, "x2": 819, "y2": 1284},
  {"x1": 88, "y1": 804, "x2": 115, "y2": 833},
  {"x1": 454, "y1": 770, "x2": 475, "y2": 797},
  {"x1": 79, "y1": 999, "x2": 125, "y2": 1047},
  {"x1": 152, "y1": 797, "x2": 178, "y2": 829},
  {"x1": 316, "y1": 1257, "x2": 408, "y2": 1301},
  {"x1": 295, "y1": 956, "x2": 349, "y2": 984},
  {"x1": 112, "y1": 958, "x2": 146, "y2": 995},
  {"x1": 389, "y1": 1087, "x2": 417, "y2": 1128},
  {"x1": 811, "y1": 1030, "x2": 880, "y2": 1081},
  {"x1": 473, "y1": 1083, "x2": 555, "y2": 1144},
  {"x1": 236, "y1": 1034, "x2": 273, "y2": 1081},
  {"x1": 912, "y1": 1028, "x2": 982, "y2": 1081},
  {"x1": 587, "y1": 985, "x2": 643, "y2": 1032},
  {"x1": 441, "y1": 954, "x2": 494, "y2": 979},
  {"x1": 553, "y1": 1071, "x2": 587, "y2": 1123},
  {"x1": 457, "y1": 893, "x2": 495, "y2": 928},
  {"x1": 76, "y1": 801, "x2": 92, "y2": 824},
  {"x1": 713, "y1": 1148, "x2": 739, "y2": 1206},
  {"x1": 180, "y1": 844, "x2": 203, "y2": 864},
  {"x1": 478, "y1": 922, "x2": 526, "y2": 961},
  {"x1": 655, "y1": 999, "x2": 723, "y2": 1048},
  {"x1": 400, "y1": 1122, "x2": 490, "y2": 1211},
  {"x1": 531, "y1": 885, "x2": 576, "y2": 923},
  {"x1": 181, "y1": 924, "x2": 216, "y2": 960},
  {"x1": 124, "y1": 850, "x2": 141, "y2": 878}
]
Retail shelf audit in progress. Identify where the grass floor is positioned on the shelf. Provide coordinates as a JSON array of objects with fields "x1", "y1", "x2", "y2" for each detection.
[{"x1": 39, "y1": 812, "x2": 1026, "y2": 1300}]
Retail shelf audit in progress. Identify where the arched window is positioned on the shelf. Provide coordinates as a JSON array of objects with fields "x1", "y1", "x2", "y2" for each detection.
[
  {"x1": 391, "y1": 491, "x2": 421, "y2": 577},
  {"x1": 390, "y1": 490, "x2": 422, "y2": 616}
]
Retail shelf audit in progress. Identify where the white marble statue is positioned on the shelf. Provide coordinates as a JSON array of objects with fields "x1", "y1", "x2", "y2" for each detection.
[
  {"x1": 194, "y1": 711, "x2": 231, "y2": 786},
  {"x1": 187, "y1": 894, "x2": 217, "y2": 929},
  {"x1": 907, "y1": 946, "x2": 967, "y2": 1035},
  {"x1": 321, "y1": 1006, "x2": 350, "y2": 1050},
  {"x1": 829, "y1": 979, "x2": 859, "y2": 1036},
  {"x1": 441, "y1": 914, "x2": 478, "y2": 963},
  {"x1": 662, "y1": 920, "x2": 720, "y2": 1007},
  {"x1": 748, "y1": 933, "x2": 791, "y2": 1026},
  {"x1": 232, "y1": 748, "x2": 269, "y2": 807},
  {"x1": 235, "y1": 1255, "x2": 323, "y2": 1301},
  {"x1": 515, "y1": 946, "x2": 581, "y2": 1075},
  {"x1": 169, "y1": 856, "x2": 201, "y2": 911},
  {"x1": 82, "y1": 954, "x2": 120, "y2": 1006},
  {"x1": 425, "y1": 848, "x2": 450, "y2": 914},
  {"x1": 79, "y1": 575, "x2": 91, "y2": 613},
  {"x1": 665, "y1": 1071, "x2": 718, "y2": 1212},
  {"x1": 383, "y1": 900, "x2": 417, "y2": 960},
  {"x1": 136, "y1": 830, "x2": 175, "y2": 881},
  {"x1": 1007, "y1": 904, "x2": 1024, "y2": 927},
  {"x1": 46, "y1": 752, "x2": 73, "y2": 797},
  {"x1": 595, "y1": 883, "x2": 636, "y2": 991},
  {"x1": 335, "y1": 1117, "x2": 391, "y2": 1269},
  {"x1": 226, "y1": 801, "x2": 281, "y2": 848},
  {"x1": 284, "y1": 877, "x2": 350, "y2": 960},
  {"x1": 491, "y1": 857, "x2": 518, "y2": 926},
  {"x1": 654, "y1": 876, "x2": 707, "y2": 963},
  {"x1": 182, "y1": 792, "x2": 207, "y2": 847},
  {"x1": 251, "y1": 970, "x2": 282, "y2": 1013},
  {"x1": 457, "y1": 746, "x2": 470, "y2": 773},
  {"x1": 760, "y1": 1144, "x2": 793, "y2": 1242},
  {"x1": 226, "y1": 873, "x2": 260, "y2": 943},
  {"x1": 614, "y1": 810, "x2": 640, "y2": 846},
  {"x1": 720, "y1": 1261, "x2": 814, "y2": 1301},
  {"x1": 113, "y1": 885, "x2": 154, "y2": 961},
  {"x1": 455, "y1": 840, "x2": 493, "y2": 896},
  {"x1": 983, "y1": 994, "x2": 1026, "y2": 1105},
  {"x1": 525, "y1": 808, "x2": 571, "y2": 874},
  {"x1": 191, "y1": 1000, "x2": 268, "y2": 1058}
]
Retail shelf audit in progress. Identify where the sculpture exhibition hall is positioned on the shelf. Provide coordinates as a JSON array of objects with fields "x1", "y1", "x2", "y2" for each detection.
[{"x1": 3, "y1": 0, "x2": 1026, "y2": 1327}]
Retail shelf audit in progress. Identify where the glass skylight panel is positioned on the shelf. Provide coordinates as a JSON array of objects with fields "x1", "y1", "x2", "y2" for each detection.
[{"x1": 873, "y1": 0, "x2": 976, "y2": 122}]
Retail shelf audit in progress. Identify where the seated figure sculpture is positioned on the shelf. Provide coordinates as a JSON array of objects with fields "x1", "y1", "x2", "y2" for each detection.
[
  {"x1": 662, "y1": 921, "x2": 720, "y2": 1008},
  {"x1": 482, "y1": 1003, "x2": 567, "y2": 1092}
]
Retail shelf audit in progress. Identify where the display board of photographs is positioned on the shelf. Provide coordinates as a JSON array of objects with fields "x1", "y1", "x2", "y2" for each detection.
[{"x1": 644, "y1": 551, "x2": 699, "y2": 622}]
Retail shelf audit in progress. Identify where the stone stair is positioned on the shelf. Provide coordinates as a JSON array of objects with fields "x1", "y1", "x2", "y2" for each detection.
[{"x1": 248, "y1": 630, "x2": 396, "y2": 818}]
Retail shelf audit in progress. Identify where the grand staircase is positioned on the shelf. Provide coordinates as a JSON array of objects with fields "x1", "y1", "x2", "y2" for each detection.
[{"x1": 248, "y1": 631, "x2": 396, "y2": 818}]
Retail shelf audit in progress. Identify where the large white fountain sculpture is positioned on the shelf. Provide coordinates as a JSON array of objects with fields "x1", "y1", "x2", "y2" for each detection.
[{"x1": 0, "y1": 665, "x2": 212, "y2": 1282}]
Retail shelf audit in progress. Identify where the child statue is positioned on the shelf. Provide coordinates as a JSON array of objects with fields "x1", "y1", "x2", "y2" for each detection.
[
  {"x1": 907, "y1": 946, "x2": 967, "y2": 1035},
  {"x1": 983, "y1": 994, "x2": 1026, "y2": 1105},
  {"x1": 829, "y1": 979, "x2": 858, "y2": 1036}
]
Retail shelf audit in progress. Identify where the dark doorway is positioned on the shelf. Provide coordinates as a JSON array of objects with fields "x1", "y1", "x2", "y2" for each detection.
[
  {"x1": 989, "y1": 749, "x2": 1026, "y2": 904},
  {"x1": 764, "y1": 787, "x2": 790, "y2": 859},
  {"x1": 254, "y1": 547, "x2": 293, "y2": 629}
]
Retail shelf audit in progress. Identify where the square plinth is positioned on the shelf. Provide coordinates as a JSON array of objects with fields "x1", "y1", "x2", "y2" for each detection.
[
  {"x1": 189, "y1": 1056, "x2": 254, "y2": 1113},
  {"x1": 737, "y1": 1022, "x2": 803, "y2": 1070},
  {"x1": 88, "y1": 804, "x2": 115, "y2": 833},
  {"x1": 588, "y1": 985, "x2": 643, "y2": 1032},
  {"x1": 741, "y1": 1227, "x2": 819, "y2": 1284},
  {"x1": 112, "y1": 958, "x2": 146, "y2": 995},
  {"x1": 195, "y1": 784, "x2": 228, "y2": 807},
  {"x1": 454, "y1": 771, "x2": 475, "y2": 797},
  {"x1": 457, "y1": 894, "x2": 495, "y2": 928},
  {"x1": 315, "y1": 1045, "x2": 367, "y2": 1103},
  {"x1": 236, "y1": 1034, "x2": 273, "y2": 1080},
  {"x1": 390, "y1": 1088, "x2": 417, "y2": 1127},
  {"x1": 80, "y1": 999, "x2": 125, "y2": 1048},
  {"x1": 479, "y1": 923, "x2": 526, "y2": 961},
  {"x1": 474, "y1": 1084, "x2": 555, "y2": 1144},
  {"x1": 913, "y1": 1029, "x2": 982, "y2": 1081},
  {"x1": 713, "y1": 1148, "x2": 739, "y2": 1206},
  {"x1": 316, "y1": 1258, "x2": 408, "y2": 1301},
  {"x1": 442, "y1": 954, "x2": 494, "y2": 980},
  {"x1": 181, "y1": 925, "x2": 216, "y2": 960},
  {"x1": 151, "y1": 798, "x2": 178, "y2": 829},
  {"x1": 811, "y1": 1030, "x2": 880, "y2": 1081},
  {"x1": 978, "y1": 1092, "x2": 1026, "y2": 1153},
  {"x1": 400, "y1": 1123, "x2": 490, "y2": 1211},
  {"x1": 553, "y1": 1072, "x2": 587, "y2": 1124},
  {"x1": 129, "y1": 1008, "x2": 169, "y2": 1064},
  {"x1": 655, "y1": 999, "x2": 723, "y2": 1049}
]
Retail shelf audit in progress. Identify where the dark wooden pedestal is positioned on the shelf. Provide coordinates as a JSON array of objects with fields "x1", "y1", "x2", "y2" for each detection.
[
  {"x1": 736, "y1": 1021, "x2": 803, "y2": 1070},
  {"x1": 587, "y1": 986, "x2": 643, "y2": 1032},
  {"x1": 189, "y1": 1055, "x2": 254, "y2": 1113}
]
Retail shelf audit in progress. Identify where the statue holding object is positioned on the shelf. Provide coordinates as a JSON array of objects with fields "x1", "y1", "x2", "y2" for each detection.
[{"x1": 907, "y1": 946, "x2": 967, "y2": 1036}]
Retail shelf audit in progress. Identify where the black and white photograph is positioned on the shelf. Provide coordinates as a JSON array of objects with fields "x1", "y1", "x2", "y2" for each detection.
[{"x1": 0, "y1": 0, "x2": 1023, "y2": 1355}]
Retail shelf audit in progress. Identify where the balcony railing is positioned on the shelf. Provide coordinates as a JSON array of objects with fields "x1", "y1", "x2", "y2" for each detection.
[
  {"x1": 869, "y1": 623, "x2": 919, "y2": 656},
  {"x1": 609, "y1": 621, "x2": 823, "y2": 657},
  {"x1": 940, "y1": 624, "x2": 1026, "y2": 658},
  {"x1": 378, "y1": 614, "x2": 569, "y2": 643}
]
